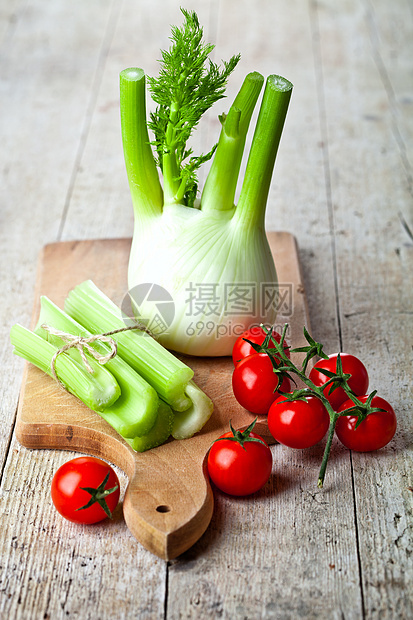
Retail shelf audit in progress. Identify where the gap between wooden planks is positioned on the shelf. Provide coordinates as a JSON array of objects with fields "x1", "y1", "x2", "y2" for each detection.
[{"x1": 14, "y1": 231, "x2": 311, "y2": 560}]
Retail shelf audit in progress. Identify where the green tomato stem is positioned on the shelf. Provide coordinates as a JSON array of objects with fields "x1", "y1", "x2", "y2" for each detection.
[
  {"x1": 317, "y1": 414, "x2": 339, "y2": 488},
  {"x1": 261, "y1": 324, "x2": 342, "y2": 488}
]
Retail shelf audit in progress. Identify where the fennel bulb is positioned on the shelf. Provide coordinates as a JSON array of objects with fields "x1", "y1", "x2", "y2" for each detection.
[
  {"x1": 120, "y1": 10, "x2": 292, "y2": 356},
  {"x1": 128, "y1": 205, "x2": 277, "y2": 356}
]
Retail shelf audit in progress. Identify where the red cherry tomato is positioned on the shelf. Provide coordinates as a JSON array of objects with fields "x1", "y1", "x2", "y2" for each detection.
[
  {"x1": 51, "y1": 456, "x2": 120, "y2": 524},
  {"x1": 232, "y1": 353, "x2": 291, "y2": 415},
  {"x1": 232, "y1": 326, "x2": 290, "y2": 366},
  {"x1": 309, "y1": 353, "x2": 369, "y2": 410},
  {"x1": 335, "y1": 395, "x2": 397, "y2": 451},
  {"x1": 267, "y1": 394, "x2": 330, "y2": 449},
  {"x1": 207, "y1": 431, "x2": 272, "y2": 496}
]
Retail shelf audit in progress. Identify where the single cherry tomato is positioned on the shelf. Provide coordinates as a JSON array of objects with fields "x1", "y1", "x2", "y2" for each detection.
[
  {"x1": 232, "y1": 352, "x2": 291, "y2": 415},
  {"x1": 232, "y1": 326, "x2": 290, "y2": 366},
  {"x1": 335, "y1": 395, "x2": 397, "y2": 451},
  {"x1": 51, "y1": 456, "x2": 120, "y2": 524},
  {"x1": 309, "y1": 353, "x2": 369, "y2": 410},
  {"x1": 267, "y1": 394, "x2": 330, "y2": 449},
  {"x1": 207, "y1": 423, "x2": 273, "y2": 496}
]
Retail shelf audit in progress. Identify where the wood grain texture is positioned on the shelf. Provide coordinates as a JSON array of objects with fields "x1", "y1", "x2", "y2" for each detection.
[
  {"x1": 15, "y1": 232, "x2": 309, "y2": 560},
  {"x1": 0, "y1": 3, "x2": 166, "y2": 617},
  {"x1": 315, "y1": 1, "x2": 413, "y2": 617},
  {"x1": 0, "y1": 0, "x2": 412, "y2": 617},
  {"x1": 0, "y1": 0, "x2": 116, "y2": 465}
]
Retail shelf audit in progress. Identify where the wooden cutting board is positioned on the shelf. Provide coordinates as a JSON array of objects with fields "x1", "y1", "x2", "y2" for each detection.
[{"x1": 15, "y1": 232, "x2": 310, "y2": 560}]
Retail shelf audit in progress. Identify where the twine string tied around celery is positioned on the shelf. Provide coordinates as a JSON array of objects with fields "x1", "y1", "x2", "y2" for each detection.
[{"x1": 41, "y1": 322, "x2": 150, "y2": 391}]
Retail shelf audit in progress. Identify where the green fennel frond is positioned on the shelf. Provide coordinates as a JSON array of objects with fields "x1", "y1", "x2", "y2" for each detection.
[{"x1": 147, "y1": 8, "x2": 240, "y2": 206}]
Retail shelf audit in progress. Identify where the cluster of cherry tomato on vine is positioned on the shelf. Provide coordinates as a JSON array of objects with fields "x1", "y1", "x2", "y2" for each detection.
[{"x1": 207, "y1": 325, "x2": 397, "y2": 496}]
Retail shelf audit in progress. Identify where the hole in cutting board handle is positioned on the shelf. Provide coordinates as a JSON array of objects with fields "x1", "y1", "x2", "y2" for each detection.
[{"x1": 156, "y1": 505, "x2": 171, "y2": 513}]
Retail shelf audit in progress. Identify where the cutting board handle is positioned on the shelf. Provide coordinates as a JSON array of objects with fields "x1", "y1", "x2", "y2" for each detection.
[{"x1": 122, "y1": 449, "x2": 214, "y2": 560}]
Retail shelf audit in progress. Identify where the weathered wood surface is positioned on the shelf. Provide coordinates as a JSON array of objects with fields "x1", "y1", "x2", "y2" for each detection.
[{"x1": 0, "y1": 0, "x2": 412, "y2": 618}]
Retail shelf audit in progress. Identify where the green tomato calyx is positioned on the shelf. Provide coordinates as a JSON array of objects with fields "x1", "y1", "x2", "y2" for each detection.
[
  {"x1": 76, "y1": 472, "x2": 119, "y2": 519},
  {"x1": 214, "y1": 418, "x2": 268, "y2": 451},
  {"x1": 337, "y1": 390, "x2": 387, "y2": 428}
]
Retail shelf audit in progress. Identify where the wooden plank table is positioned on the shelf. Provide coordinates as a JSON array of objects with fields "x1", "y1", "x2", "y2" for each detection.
[{"x1": 1, "y1": 0, "x2": 412, "y2": 617}]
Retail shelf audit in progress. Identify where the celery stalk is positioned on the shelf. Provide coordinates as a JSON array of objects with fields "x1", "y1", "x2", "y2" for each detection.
[
  {"x1": 171, "y1": 381, "x2": 214, "y2": 439},
  {"x1": 125, "y1": 400, "x2": 174, "y2": 452},
  {"x1": 34, "y1": 297, "x2": 159, "y2": 438},
  {"x1": 10, "y1": 324, "x2": 120, "y2": 412},
  {"x1": 64, "y1": 280, "x2": 194, "y2": 411}
]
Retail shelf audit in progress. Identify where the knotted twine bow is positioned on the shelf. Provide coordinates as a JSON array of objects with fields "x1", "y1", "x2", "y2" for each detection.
[{"x1": 41, "y1": 323, "x2": 150, "y2": 392}]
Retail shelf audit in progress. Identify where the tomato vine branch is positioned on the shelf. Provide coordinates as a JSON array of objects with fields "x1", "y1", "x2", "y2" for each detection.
[{"x1": 256, "y1": 324, "x2": 383, "y2": 488}]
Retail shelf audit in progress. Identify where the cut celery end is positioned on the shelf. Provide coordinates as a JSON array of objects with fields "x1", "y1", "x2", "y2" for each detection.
[
  {"x1": 64, "y1": 280, "x2": 194, "y2": 411},
  {"x1": 102, "y1": 379, "x2": 158, "y2": 438},
  {"x1": 97, "y1": 396, "x2": 158, "y2": 440},
  {"x1": 163, "y1": 367, "x2": 196, "y2": 412},
  {"x1": 34, "y1": 296, "x2": 159, "y2": 437},
  {"x1": 171, "y1": 381, "x2": 214, "y2": 439},
  {"x1": 125, "y1": 400, "x2": 174, "y2": 452},
  {"x1": 10, "y1": 324, "x2": 121, "y2": 412}
]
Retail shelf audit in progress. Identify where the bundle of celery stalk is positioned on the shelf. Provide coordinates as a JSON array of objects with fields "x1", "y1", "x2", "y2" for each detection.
[{"x1": 10, "y1": 280, "x2": 213, "y2": 451}]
